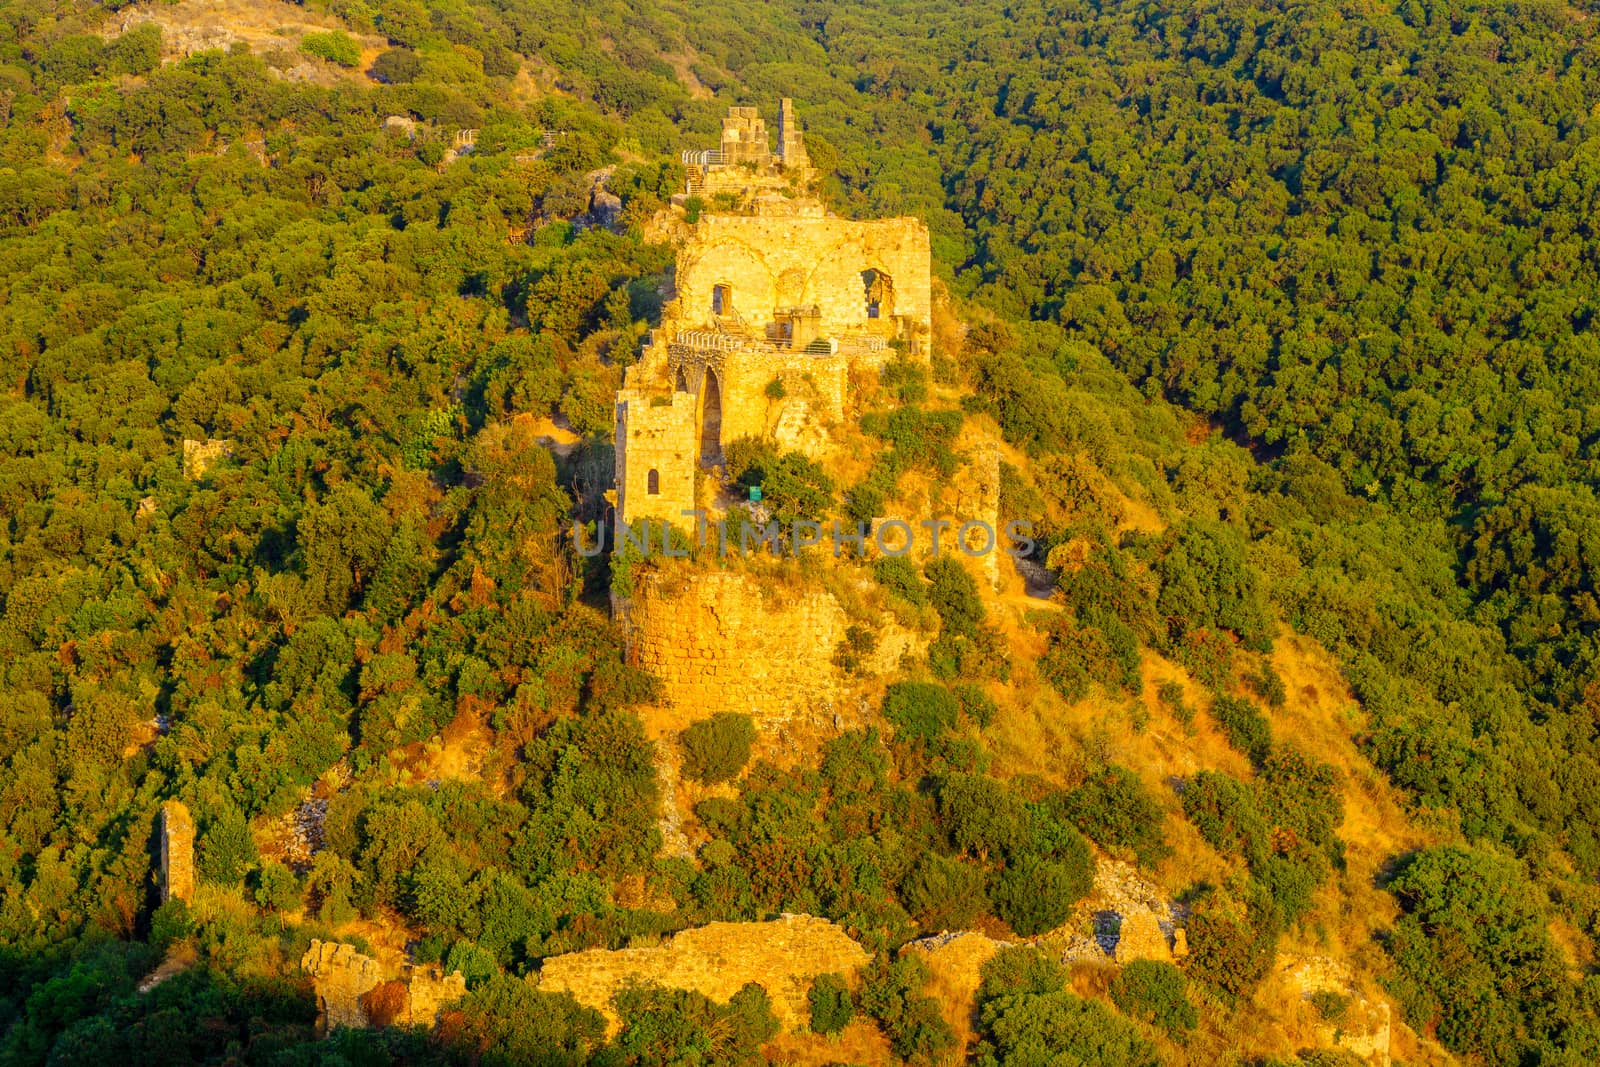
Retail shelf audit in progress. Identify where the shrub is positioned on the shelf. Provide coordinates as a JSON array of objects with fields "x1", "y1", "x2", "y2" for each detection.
[
  {"x1": 149, "y1": 897, "x2": 192, "y2": 951},
  {"x1": 883, "y1": 681, "x2": 960, "y2": 748},
  {"x1": 938, "y1": 774, "x2": 1031, "y2": 861},
  {"x1": 881, "y1": 359, "x2": 928, "y2": 404},
  {"x1": 808, "y1": 972, "x2": 854, "y2": 1035},
  {"x1": 612, "y1": 981, "x2": 777, "y2": 1066},
  {"x1": 198, "y1": 807, "x2": 258, "y2": 885},
  {"x1": 1247, "y1": 661, "x2": 1288, "y2": 707},
  {"x1": 1257, "y1": 745, "x2": 1344, "y2": 859},
  {"x1": 1037, "y1": 617, "x2": 1113, "y2": 702},
  {"x1": 681, "y1": 712, "x2": 756, "y2": 783},
  {"x1": 1157, "y1": 679, "x2": 1193, "y2": 728},
  {"x1": 953, "y1": 683, "x2": 998, "y2": 728},
  {"x1": 765, "y1": 378, "x2": 787, "y2": 399},
  {"x1": 723, "y1": 436, "x2": 779, "y2": 485},
  {"x1": 1210, "y1": 694, "x2": 1272, "y2": 763},
  {"x1": 107, "y1": 24, "x2": 162, "y2": 75},
  {"x1": 977, "y1": 946, "x2": 1067, "y2": 1003},
  {"x1": 1154, "y1": 520, "x2": 1274, "y2": 652},
  {"x1": 1181, "y1": 770, "x2": 1267, "y2": 859},
  {"x1": 1184, "y1": 897, "x2": 1276, "y2": 1001},
  {"x1": 992, "y1": 855, "x2": 1088, "y2": 936},
  {"x1": 370, "y1": 47, "x2": 422, "y2": 83},
  {"x1": 253, "y1": 860, "x2": 302, "y2": 913},
  {"x1": 859, "y1": 955, "x2": 956, "y2": 1066},
  {"x1": 1109, "y1": 960, "x2": 1197, "y2": 1035},
  {"x1": 1383, "y1": 846, "x2": 1568, "y2": 1064},
  {"x1": 834, "y1": 624, "x2": 879, "y2": 676},
  {"x1": 445, "y1": 940, "x2": 499, "y2": 989},
  {"x1": 900, "y1": 852, "x2": 989, "y2": 930},
  {"x1": 925, "y1": 555, "x2": 984, "y2": 638},
  {"x1": 1309, "y1": 990, "x2": 1350, "y2": 1022},
  {"x1": 871, "y1": 557, "x2": 925, "y2": 608},
  {"x1": 1061, "y1": 766, "x2": 1171, "y2": 867},
  {"x1": 451, "y1": 976, "x2": 607, "y2": 1065},
  {"x1": 975, "y1": 989, "x2": 1159, "y2": 1067},
  {"x1": 300, "y1": 31, "x2": 362, "y2": 67}
]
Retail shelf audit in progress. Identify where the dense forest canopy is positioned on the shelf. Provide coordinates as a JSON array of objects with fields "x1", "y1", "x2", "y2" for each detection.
[{"x1": 4, "y1": 0, "x2": 1600, "y2": 1064}]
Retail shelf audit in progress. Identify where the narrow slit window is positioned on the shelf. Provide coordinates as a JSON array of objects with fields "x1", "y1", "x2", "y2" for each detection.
[{"x1": 647, "y1": 469, "x2": 660, "y2": 495}]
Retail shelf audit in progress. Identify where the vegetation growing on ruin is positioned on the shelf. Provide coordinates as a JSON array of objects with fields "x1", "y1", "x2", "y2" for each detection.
[{"x1": 5, "y1": 0, "x2": 1600, "y2": 1064}]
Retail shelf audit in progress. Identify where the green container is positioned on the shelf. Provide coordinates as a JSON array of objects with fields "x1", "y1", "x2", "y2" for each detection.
[{"x1": 749, "y1": 486, "x2": 763, "y2": 502}]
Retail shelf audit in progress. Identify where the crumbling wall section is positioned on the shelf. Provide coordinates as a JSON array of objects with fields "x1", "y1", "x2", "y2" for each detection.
[
  {"x1": 615, "y1": 571, "x2": 850, "y2": 736},
  {"x1": 302, "y1": 940, "x2": 384, "y2": 1031},
  {"x1": 1276, "y1": 954, "x2": 1393, "y2": 1067},
  {"x1": 537, "y1": 914, "x2": 870, "y2": 1034},
  {"x1": 301, "y1": 940, "x2": 467, "y2": 1033}
]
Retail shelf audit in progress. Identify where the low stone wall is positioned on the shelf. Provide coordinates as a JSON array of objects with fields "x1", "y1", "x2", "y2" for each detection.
[{"x1": 537, "y1": 914, "x2": 871, "y2": 1033}]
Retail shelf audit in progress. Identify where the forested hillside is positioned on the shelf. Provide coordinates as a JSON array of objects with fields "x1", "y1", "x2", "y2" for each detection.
[{"x1": 4, "y1": 0, "x2": 1600, "y2": 1064}]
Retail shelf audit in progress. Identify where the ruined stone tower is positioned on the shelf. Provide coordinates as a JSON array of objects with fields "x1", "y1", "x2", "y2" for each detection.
[
  {"x1": 158, "y1": 799, "x2": 195, "y2": 903},
  {"x1": 777, "y1": 98, "x2": 809, "y2": 172},
  {"x1": 620, "y1": 101, "x2": 932, "y2": 529}
]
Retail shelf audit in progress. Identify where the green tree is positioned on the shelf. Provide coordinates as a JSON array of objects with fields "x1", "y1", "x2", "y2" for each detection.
[
  {"x1": 681, "y1": 712, "x2": 757, "y2": 784},
  {"x1": 808, "y1": 972, "x2": 855, "y2": 1035},
  {"x1": 300, "y1": 31, "x2": 362, "y2": 67},
  {"x1": 1110, "y1": 960, "x2": 1197, "y2": 1036}
]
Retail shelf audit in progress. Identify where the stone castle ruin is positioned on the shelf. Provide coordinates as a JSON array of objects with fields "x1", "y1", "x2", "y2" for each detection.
[{"x1": 615, "y1": 100, "x2": 933, "y2": 528}]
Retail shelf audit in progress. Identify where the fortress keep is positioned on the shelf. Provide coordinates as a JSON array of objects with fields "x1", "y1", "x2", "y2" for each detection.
[{"x1": 614, "y1": 101, "x2": 933, "y2": 527}]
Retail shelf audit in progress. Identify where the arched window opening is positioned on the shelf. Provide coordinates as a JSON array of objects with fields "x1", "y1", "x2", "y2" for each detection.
[
  {"x1": 647, "y1": 469, "x2": 660, "y2": 495},
  {"x1": 861, "y1": 269, "x2": 894, "y2": 319},
  {"x1": 712, "y1": 284, "x2": 732, "y2": 316},
  {"x1": 699, "y1": 371, "x2": 723, "y2": 468}
]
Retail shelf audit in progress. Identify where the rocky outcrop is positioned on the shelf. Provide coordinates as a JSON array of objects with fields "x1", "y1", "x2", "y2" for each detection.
[
  {"x1": 536, "y1": 914, "x2": 870, "y2": 1033},
  {"x1": 158, "y1": 800, "x2": 195, "y2": 903}
]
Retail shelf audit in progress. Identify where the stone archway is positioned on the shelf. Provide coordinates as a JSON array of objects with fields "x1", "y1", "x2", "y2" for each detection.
[{"x1": 699, "y1": 370, "x2": 723, "y2": 467}]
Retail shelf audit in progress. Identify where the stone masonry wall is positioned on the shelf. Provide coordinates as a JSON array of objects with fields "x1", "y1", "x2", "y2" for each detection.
[
  {"x1": 537, "y1": 914, "x2": 870, "y2": 1034},
  {"x1": 159, "y1": 799, "x2": 195, "y2": 904},
  {"x1": 715, "y1": 344, "x2": 849, "y2": 446},
  {"x1": 676, "y1": 214, "x2": 932, "y2": 345},
  {"x1": 616, "y1": 570, "x2": 848, "y2": 736},
  {"x1": 302, "y1": 940, "x2": 383, "y2": 1031},
  {"x1": 615, "y1": 389, "x2": 698, "y2": 527}
]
